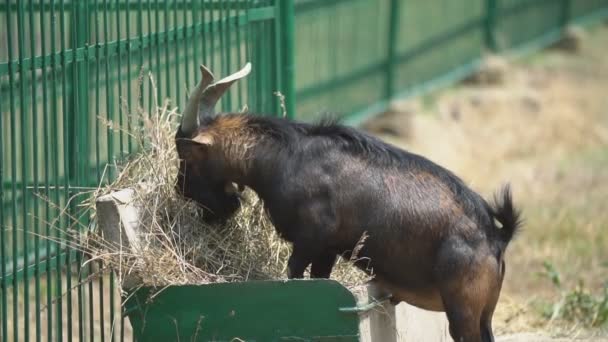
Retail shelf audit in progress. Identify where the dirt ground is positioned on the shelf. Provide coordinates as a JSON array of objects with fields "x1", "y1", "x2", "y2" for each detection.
[{"x1": 364, "y1": 23, "x2": 608, "y2": 338}]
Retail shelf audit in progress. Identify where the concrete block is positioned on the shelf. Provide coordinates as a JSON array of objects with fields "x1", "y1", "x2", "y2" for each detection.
[{"x1": 95, "y1": 188, "x2": 144, "y2": 288}]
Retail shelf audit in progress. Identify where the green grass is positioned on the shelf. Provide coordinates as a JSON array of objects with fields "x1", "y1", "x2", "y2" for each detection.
[{"x1": 536, "y1": 261, "x2": 608, "y2": 329}]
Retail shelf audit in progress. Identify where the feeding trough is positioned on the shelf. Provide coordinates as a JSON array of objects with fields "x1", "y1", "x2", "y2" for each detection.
[
  {"x1": 124, "y1": 281, "x2": 360, "y2": 341},
  {"x1": 96, "y1": 189, "x2": 450, "y2": 341}
]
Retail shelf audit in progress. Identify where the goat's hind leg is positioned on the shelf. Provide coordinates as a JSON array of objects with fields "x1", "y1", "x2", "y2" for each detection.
[
  {"x1": 441, "y1": 296, "x2": 483, "y2": 342},
  {"x1": 439, "y1": 263, "x2": 501, "y2": 341},
  {"x1": 436, "y1": 240, "x2": 499, "y2": 342},
  {"x1": 480, "y1": 259, "x2": 505, "y2": 342}
]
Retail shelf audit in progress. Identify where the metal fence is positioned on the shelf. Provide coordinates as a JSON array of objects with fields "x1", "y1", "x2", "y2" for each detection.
[
  {"x1": 1, "y1": 0, "x2": 608, "y2": 341},
  {"x1": 295, "y1": 0, "x2": 608, "y2": 123},
  {"x1": 0, "y1": 1, "x2": 291, "y2": 341}
]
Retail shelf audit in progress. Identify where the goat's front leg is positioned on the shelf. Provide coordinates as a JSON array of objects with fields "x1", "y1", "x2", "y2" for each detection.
[
  {"x1": 310, "y1": 251, "x2": 336, "y2": 278},
  {"x1": 287, "y1": 244, "x2": 314, "y2": 279}
]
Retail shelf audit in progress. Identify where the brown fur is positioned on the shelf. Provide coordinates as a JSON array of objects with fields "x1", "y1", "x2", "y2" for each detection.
[
  {"x1": 438, "y1": 252, "x2": 501, "y2": 342},
  {"x1": 194, "y1": 116, "x2": 258, "y2": 175},
  {"x1": 374, "y1": 275, "x2": 445, "y2": 311}
]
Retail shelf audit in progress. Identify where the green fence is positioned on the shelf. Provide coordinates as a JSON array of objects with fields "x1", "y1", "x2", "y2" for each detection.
[
  {"x1": 294, "y1": 0, "x2": 608, "y2": 124},
  {"x1": 2, "y1": 0, "x2": 608, "y2": 341},
  {"x1": 0, "y1": 1, "x2": 290, "y2": 341}
]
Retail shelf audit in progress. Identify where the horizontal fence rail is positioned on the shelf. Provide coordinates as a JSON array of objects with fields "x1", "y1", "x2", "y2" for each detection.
[{"x1": 1, "y1": 0, "x2": 608, "y2": 341}]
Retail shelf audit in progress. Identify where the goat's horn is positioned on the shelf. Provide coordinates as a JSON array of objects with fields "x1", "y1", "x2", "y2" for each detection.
[
  {"x1": 180, "y1": 64, "x2": 215, "y2": 135},
  {"x1": 197, "y1": 62, "x2": 251, "y2": 120}
]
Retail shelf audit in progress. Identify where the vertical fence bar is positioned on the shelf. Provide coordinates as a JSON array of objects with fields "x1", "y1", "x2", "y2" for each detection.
[
  {"x1": 235, "y1": 3, "x2": 244, "y2": 107},
  {"x1": 277, "y1": 0, "x2": 295, "y2": 118},
  {"x1": 7, "y1": 3, "x2": 19, "y2": 338},
  {"x1": 85, "y1": 4, "x2": 95, "y2": 340},
  {"x1": 210, "y1": 0, "x2": 217, "y2": 71},
  {"x1": 246, "y1": 0, "x2": 252, "y2": 110},
  {"x1": 126, "y1": 0, "x2": 134, "y2": 153},
  {"x1": 219, "y1": 0, "x2": 227, "y2": 109},
  {"x1": 183, "y1": 0, "x2": 190, "y2": 95},
  {"x1": 36, "y1": 0, "x2": 53, "y2": 341},
  {"x1": 271, "y1": 0, "x2": 281, "y2": 116},
  {"x1": 173, "y1": 0, "x2": 181, "y2": 107},
  {"x1": 93, "y1": 3, "x2": 105, "y2": 340},
  {"x1": 251, "y1": 4, "x2": 260, "y2": 112},
  {"x1": 120, "y1": 5, "x2": 129, "y2": 337},
  {"x1": 222, "y1": 0, "x2": 231, "y2": 109},
  {"x1": 27, "y1": 0, "x2": 42, "y2": 340},
  {"x1": 59, "y1": 1, "x2": 73, "y2": 339},
  {"x1": 164, "y1": 0, "x2": 171, "y2": 99},
  {"x1": 155, "y1": 0, "x2": 161, "y2": 101},
  {"x1": 74, "y1": 0, "x2": 90, "y2": 339},
  {"x1": 105, "y1": 2, "x2": 116, "y2": 338},
  {"x1": 561, "y1": 0, "x2": 571, "y2": 28},
  {"x1": 0, "y1": 9, "x2": 6, "y2": 338},
  {"x1": 0, "y1": 121, "x2": 4, "y2": 341},
  {"x1": 138, "y1": 0, "x2": 145, "y2": 118},
  {"x1": 95, "y1": 0, "x2": 101, "y2": 182},
  {"x1": 38, "y1": 2, "x2": 53, "y2": 338},
  {"x1": 201, "y1": 0, "x2": 208, "y2": 70},
  {"x1": 16, "y1": 0, "x2": 31, "y2": 339},
  {"x1": 203, "y1": 3, "x2": 211, "y2": 90},
  {"x1": 147, "y1": 0, "x2": 154, "y2": 112},
  {"x1": 192, "y1": 0, "x2": 200, "y2": 85},
  {"x1": 49, "y1": 1, "x2": 61, "y2": 339},
  {"x1": 116, "y1": 0, "x2": 124, "y2": 154},
  {"x1": 386, "y1": 0, "x2": 400, "y2": 100},
  {"x1": 485, "y1": 0, "x2": 497, "y2": 51},
  {"x1": 104, "y1": 0, "x2": 115, "y2": 183}
]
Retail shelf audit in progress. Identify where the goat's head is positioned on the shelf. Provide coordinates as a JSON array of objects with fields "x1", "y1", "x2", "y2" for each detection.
[{"x1": 175, "y1": 63, "x2": 251, "y2": 224}]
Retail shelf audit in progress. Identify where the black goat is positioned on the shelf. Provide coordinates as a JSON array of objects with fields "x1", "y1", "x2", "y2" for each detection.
[{"x1": 175, "y1": 63, "x2": 522, "y2": 342}]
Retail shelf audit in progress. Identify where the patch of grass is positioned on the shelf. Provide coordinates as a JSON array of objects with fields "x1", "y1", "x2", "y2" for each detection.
[{"x1": 537, "y1": 262, "x2": 608, "y2": 328}]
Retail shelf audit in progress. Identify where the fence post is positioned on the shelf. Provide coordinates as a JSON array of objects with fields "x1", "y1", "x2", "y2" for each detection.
[
  {"x1": 68, "y1": 2, "x2": 90, "y2": 338},
  {"x1": 386, "y1": 0, "x2": 400, "y2": 100},
  {"x1": 561, "y1": 0, "x2": 571, "y2": 28},
  {"x1": 485, "y1": 0, "x2": 497, "y2": 51},
  {"x1": 67, "y1": 0, "x2": 90, "y2": 217},
  {"x1": 277, "y1": 0, "x2": 296, "y2": 119}
]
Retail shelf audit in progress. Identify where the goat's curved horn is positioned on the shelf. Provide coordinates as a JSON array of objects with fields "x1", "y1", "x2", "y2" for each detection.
[
  {"x1": 197, "y1": 62, "x2": 251, "y2": 121},
  {"x1": 180, "y1": 65, "x2": 215, "y2": 135}
]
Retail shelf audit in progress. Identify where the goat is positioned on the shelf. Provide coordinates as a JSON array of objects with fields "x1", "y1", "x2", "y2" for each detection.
[{"x1": 175, "y1": 63, "x2": 522, "y2": 342}]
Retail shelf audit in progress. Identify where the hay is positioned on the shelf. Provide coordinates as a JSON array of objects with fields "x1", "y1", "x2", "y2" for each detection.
[{"x1": 82, "y1": 92, "x2": 369, "y2": 290}]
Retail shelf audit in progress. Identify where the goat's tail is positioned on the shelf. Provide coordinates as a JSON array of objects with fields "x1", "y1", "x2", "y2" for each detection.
[{"x1": 490, "y1": 184, "x2": 522, "y2": 247}]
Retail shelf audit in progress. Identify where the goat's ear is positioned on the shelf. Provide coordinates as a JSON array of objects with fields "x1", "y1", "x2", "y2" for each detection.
[{"x1": 190, "y1": 132, "x2": 214, "y2": 146}]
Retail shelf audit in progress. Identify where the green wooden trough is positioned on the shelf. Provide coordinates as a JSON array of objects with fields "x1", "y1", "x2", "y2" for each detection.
[{"x1": 124, "y1": 280, "x2": 360, "y2": 341}]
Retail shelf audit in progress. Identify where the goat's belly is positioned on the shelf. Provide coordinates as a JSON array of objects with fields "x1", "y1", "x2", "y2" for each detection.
[{"x1": 372, "y1": 275, "x2": 444, "y2": 312}]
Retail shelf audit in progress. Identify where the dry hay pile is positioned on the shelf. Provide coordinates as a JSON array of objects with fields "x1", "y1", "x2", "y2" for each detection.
[{"x1": 84, "y1": 100, "x2": 369, "y2": 290}]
